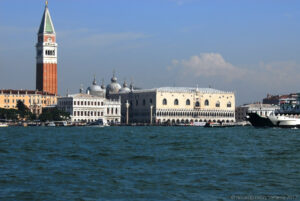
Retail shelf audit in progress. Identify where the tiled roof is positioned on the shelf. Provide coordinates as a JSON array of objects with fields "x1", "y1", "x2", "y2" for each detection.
[
  {"x1": 156, "y1": 87, "x2": 230, "y2": 93},
  {"x1": 0, "y1": 89, "x2": 56, "y2": 96},
  {"x1": 118, "y1": 87, "x2": 232, "y2": 94}
]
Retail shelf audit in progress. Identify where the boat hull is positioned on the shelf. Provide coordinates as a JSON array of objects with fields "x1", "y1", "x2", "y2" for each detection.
[
  {"x1": 269, "y1": 115, "x2": 300, "y2": 128},
  {"x1": 246, "y1": 113, "x2": 274, "y2": 127}
]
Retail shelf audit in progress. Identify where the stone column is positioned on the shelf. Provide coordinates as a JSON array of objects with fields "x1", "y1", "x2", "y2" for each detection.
[
  {"x1": 125, "y1": 100, "x2": 130, "y2": 125},
  {"x1": 150, "y1": 105, "x2": 153, "y2": 125}
]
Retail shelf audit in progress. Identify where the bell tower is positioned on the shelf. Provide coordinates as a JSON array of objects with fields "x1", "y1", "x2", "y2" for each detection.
[{"x1": 36, "y1": 1, "x2": 58, "y2": 95}]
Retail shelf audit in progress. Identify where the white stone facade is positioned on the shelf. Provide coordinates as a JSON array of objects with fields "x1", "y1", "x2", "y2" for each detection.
[
  {"x1": 57, "y1": 93, "x2": 121, "y2": 124},
  {"x1": 109, "y1": 87, "x2": 236, "y2": 124}
]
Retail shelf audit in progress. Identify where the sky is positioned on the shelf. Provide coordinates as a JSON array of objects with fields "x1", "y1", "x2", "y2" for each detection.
[{"x1": 0, "y1": 0, "x2": 300, "y2": 105}]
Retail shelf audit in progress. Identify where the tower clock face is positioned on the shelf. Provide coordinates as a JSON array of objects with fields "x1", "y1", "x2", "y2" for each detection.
[{"x1": 48, "y1": 38, "x2": 52, "y2": 42}]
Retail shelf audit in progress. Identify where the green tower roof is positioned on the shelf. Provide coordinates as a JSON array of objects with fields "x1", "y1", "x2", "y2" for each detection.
[{"x1": 38, "y1": 4, "x2": 55, "y2": 34}]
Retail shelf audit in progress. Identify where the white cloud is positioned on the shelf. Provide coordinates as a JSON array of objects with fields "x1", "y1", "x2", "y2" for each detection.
[
  {"x1": 169, "y1": 53, "x2": 300, "y2": 103},
  {"x1": 256, "y1": 61, "x2": 300, "y2": 88},
  {"x1": 172, "y1": 53, "x2": 247, "y2": 81}
]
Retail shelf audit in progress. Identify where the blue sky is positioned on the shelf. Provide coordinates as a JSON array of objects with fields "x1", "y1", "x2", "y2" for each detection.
[{"x1": 1, "y1": 0, "x2": 300, "y2": 105}]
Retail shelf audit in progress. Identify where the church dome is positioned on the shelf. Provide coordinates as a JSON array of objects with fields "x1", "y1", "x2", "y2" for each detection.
[
  {"x1": 119, "y1": 80, "x2": 130, "y2": 93},
  {"x1": 106, "y1": 73, "x2": 121, "y2": 94},
  {"x1": 87, "y1": 76, "x2": 106, "y2": 97}
]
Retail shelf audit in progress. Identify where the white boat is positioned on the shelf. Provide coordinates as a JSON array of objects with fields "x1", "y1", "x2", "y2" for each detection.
[
  {"x1": 204, "y1": 122, "x2": 221, "y2": 127},
  {"x1": 87, "y1": 119, "x2": 109, "y2": 127},
  {"x1": 268, "y1": 113, "x2": 300, "y2": 128},
  {"x1": 0, "y1": 123, "x2": 8, "y2": 127},
  {"x1": 192, "y1": 122, "x2": 206, "y2": 127},
  {"x1": 47, "y1": 122, "x2": 56, "y2": 127}
]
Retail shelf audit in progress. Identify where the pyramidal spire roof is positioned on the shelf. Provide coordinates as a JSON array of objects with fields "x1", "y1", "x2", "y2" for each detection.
[{"x1": 38, "y1": 2, "x2": 55, "y2": 34}]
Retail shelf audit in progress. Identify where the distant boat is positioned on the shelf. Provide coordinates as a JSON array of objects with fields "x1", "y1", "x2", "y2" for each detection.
[
  {"x1": 0, "y1": 123, "x2": 8, "y2": 127},
  {"x1": 47, "y1": 122, "x2": 56, "y2": 127},
  {"x1": 192, "y1": 122, "x2": 206, "y2": 127},
  {"x1": 204, "y1": 122, "x2": 221, "y2": 128},
  {"x1": 87, "y1": 119, "x2": 108, "y2": 127}
]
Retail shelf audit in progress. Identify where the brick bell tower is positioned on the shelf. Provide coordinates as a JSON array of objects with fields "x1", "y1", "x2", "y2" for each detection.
[{"x1": 36, "y1": 1, "x2": 58, "y2": 95}]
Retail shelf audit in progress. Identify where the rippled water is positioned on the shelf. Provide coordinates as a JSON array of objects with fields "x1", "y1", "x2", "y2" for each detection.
[{"x1": 0, "y1": 127, "x2": 300, "y2": 201}]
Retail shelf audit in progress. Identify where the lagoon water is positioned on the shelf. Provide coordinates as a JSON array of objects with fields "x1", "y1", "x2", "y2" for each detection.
[{"x1": 0, "y1": 127, "x2": 299, "y2": 201}]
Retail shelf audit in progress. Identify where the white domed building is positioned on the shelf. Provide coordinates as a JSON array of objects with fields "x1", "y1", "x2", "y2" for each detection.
[
  {"x1": 106, "y1": 73, "x2": 121, "y2": 96},
  {"x1": 119, "y1": 81, "x2": 131, "y2": 93},
  {"x1": 86, "y1": 77, "x2": 106, "y2": 98},
  {"x1": 57, "y1": 76, "x2": 121, "y2": 125}
]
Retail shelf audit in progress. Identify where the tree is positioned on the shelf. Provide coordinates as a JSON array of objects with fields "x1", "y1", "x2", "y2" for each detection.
[
  {"x1": 0, "y1": 108, "x2": 18, "y2": 120},
  {"x1": 16, "y1": 100, "x2": 35, "y2": 120},
  {"x1": 39, "y1": 107, "x2": 70, "y2": 122},
  {"x1": 17, "y1": 100, "x2": 28, "y2": 113}
]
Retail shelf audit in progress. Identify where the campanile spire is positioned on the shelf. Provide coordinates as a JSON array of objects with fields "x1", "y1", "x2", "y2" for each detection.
[{"x1": 36, "y1": 2, "x2": 58, "y2": 95}]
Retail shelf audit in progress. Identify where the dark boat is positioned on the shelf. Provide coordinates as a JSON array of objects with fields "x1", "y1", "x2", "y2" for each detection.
[
  {"x1": 87, "y1": 119, "x2": 107, "y2": 127},
  {"x1": 246, "y1": 112, "x2": 274, "y2": 127}
]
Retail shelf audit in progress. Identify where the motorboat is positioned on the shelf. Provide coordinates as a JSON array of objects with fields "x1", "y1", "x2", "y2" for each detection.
[
  {"x1": 87, "y1": 119, "x2": 108, "y2": 127},
  {"x1": 192, "y1": 122, "x2": 206, "y2": 127},
  {"x1": 204, "y1": 122, "x2": 221, "y2": 127},
  {"x1": 47, "y1": 122, "x2": 56, "y2": 127},
  {"x1": 0, "y1": 123, "x2": 8, "y2": 127},
  {"x1": 268, "y1": 114, "x2": 300, "y2": 128}
]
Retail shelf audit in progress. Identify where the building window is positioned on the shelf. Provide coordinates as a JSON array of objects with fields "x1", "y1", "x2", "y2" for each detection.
[
  {"x1": 216, "y1": 101, "x2": 220, "y2": 107},
  {"x1": 163, "y1": 99, "x2": 167, "y2": 105},
  {"x1": 186, "y1": 99, "x2": 190, "y2": 105},
  {"x1": 107, "y1": 108, "x2": 109, "y2": 114},
  {"x1": 227, "y1": 102, "x2": 232, "y2": 108},
  {"x1": 143, "y1": 99, "x2": 146, "y2": 106},
  {"x1": 195, "y1": 101, "x2": 200, "y2": 107},
  {"x1": 204, "y1": 100, "x2": 209, "y2": 106},
  {"x1": 150, "y1": 99, "x2": 153, "y2": 104},
  {"x1": 136, "y1": 100, "x2": 138, "y2": 106},
  {"x1": 115, "y1": 108, "x2": 118, "y2": 114},
  {"x1": 111, "y1": 108, "x2": 113, "y2": 114},
  {"x1": 174, "y1": 99, "x2": 179, "y2": 105}
]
